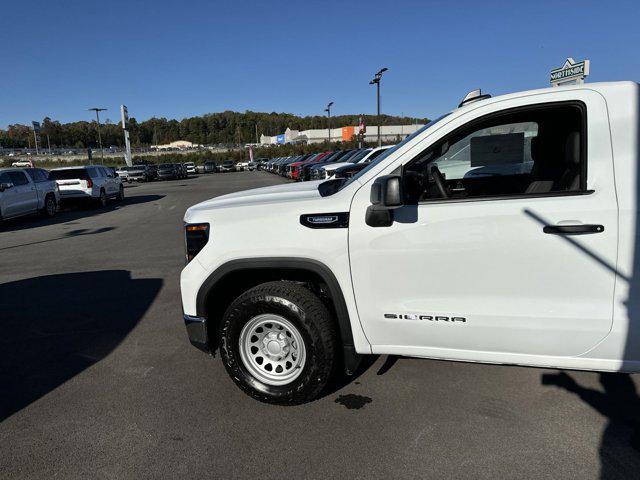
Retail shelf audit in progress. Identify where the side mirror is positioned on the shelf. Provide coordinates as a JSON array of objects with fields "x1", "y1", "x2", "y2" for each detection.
[
  {"x1": 0, "y1": 182, "x2": 13, "y2": 192},
  {"x1": 366, "y1": 175, "x2": 404, "y2": 227},
  {"x1": 370, "y1": 175, "x2": 403, "y2": 207}
]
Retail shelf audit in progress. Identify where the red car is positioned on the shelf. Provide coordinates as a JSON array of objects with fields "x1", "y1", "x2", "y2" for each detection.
[{"x1": 291, "y1": 152, "x2": 332, "y2": 181}]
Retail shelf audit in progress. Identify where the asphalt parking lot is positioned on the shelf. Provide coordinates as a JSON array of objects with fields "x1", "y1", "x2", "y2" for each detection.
[{"x1": 1, "y1": 171, "x2": 639, "y2": 480}]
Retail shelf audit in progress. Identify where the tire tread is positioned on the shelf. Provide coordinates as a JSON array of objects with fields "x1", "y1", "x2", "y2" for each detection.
[{"x1": 220, "y1": 280, "x2": 336, "y2": 405}]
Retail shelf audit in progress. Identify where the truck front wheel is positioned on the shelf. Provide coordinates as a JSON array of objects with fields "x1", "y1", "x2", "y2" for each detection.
[{"x1": 220, "y1": 281, "x2": 337, "y2": 405}]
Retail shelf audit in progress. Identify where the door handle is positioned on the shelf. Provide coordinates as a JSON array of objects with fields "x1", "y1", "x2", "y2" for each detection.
[{"x1": 543, "y1": 224, "x2": 604, "y2": 235}]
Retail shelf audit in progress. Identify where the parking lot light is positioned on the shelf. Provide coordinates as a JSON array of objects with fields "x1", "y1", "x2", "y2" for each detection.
[
  {"x1": 369, "y1": 68, "x2": 388, "y2": 147},
  {"x1": 324, "y1": 102, "x2": 334, "y2": 143}
]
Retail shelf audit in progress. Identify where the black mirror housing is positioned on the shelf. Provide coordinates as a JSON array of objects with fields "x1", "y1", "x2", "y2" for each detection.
[
  {"x1": 0, "y1": 182, "x2": 13, "y2": 192},
  {"x1": 371, "y1": 175, "x2": 403, "y2": 208},
  {"x1": 366, "y1": 175, "x2": 404, "y2": 227}
]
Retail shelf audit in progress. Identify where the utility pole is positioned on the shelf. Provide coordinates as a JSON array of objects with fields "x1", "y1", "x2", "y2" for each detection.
[
  {"x1": 33, "y1": 130, "x2": 39, "y2": 155},
  {"x1": 31, "y1": 121, "x2": 41, "y2": 155},
  {"x1": 255, "y1": 123, "x2": 259, "y2": 144},
  {"x1": 47, "y1": 134, "x2": 51, "y2": 154},
  {"x1": 369, "y1": 67, "x2": 388, "y2": 147},
  {"x1": 88, "y1": 107, "x2": 107, "y2": 164}
]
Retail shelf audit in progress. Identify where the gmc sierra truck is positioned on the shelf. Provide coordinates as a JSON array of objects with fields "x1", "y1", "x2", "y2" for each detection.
[{"x1": 181, "y1": 81, "x2": 640, "y2": 405}]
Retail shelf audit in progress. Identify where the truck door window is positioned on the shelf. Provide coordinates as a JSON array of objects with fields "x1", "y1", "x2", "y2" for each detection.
[
  {"x1": 32, "y1": 169, "x2": 49, "y2": 183},
  {"x1": 8, "y1": 172, "x2": 29, "y2": 186},
  {"x1": 404, "y1": 103, "x2": 586, "y2": 202}
]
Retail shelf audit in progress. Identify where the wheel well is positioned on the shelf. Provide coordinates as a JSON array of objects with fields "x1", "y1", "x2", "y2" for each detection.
[
  {"x1": 199, "y1": 261, "x2": 359, "y2": 373},
  {"x1": 205, "y1": 269, "x2": 332, "y2": 346}
]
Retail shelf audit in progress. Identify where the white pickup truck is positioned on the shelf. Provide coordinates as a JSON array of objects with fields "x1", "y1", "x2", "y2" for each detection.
[
  {"x1": 181, "y1": 81, "x2": 640, "y2": 405},
  {"x1": 0, "y1": 168, "x2": 59, "y2": 222}
]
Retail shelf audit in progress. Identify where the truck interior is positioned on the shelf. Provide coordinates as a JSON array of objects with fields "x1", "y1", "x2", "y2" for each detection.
[{"x1": 403, "y1": 103, "x2": 586, "y2": 202}]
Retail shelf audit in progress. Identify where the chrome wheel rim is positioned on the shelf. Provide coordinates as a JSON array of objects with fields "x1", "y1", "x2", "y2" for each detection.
[{"x1": 239, "y1": 314, "x2": 306, "y2": 386}]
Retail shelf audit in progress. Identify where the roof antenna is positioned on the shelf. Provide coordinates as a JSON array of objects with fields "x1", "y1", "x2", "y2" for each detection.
[{"x1": 458, "y1": 89, "x2": 492, "y2": 108}]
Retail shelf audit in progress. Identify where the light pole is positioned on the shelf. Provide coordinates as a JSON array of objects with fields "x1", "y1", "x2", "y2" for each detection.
[
  {"x1": 369, "y1": 67, "x2": 388, "y2": 147},
  {"x1": 324, "y1": 102, "x2": 333, "y2": 143},
  {"x1": 88, "y1": 107, "x2": 107, "y2": 163}
]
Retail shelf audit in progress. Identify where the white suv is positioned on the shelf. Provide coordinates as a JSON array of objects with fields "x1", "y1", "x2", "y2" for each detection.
[
  {"x1": 181, "y1": 81, "x2": 640, "y2": 405},
  {"x1": 50, "y1": 166, "x2": 123, "y2": 207}
]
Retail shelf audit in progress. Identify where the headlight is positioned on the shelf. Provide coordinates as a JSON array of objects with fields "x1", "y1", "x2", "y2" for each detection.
[{"x1": 185, "y1": 223, "x2": 209, "y2": 263}]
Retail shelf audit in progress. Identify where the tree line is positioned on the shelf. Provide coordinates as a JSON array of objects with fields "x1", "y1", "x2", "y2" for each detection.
[{"x1": 0, "y1": 111, "x2": 429, "y2": 150}]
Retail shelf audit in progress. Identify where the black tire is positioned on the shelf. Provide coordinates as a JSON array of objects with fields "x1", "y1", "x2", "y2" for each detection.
[
  {"x1": 220, "y1": 281, "x2": 337, "y2": 405},
  {"x1": 96, "y1": 189, "x2": 107, "y2": 208},
  {"x1": 117, "y1": 185, "x2": 125, "y2": 201},
  {"x1": 40, "y1": 194, "x2": 57, "y2": 217}
]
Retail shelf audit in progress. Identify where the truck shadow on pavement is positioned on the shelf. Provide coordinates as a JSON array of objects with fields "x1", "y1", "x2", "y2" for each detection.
[
  {"x1": 0, "y1": 270, "x2": 162, "y2": 422},
  {"x1": 0, "y1": 194, "x2": 164, "y2": 232},
  {"x1": 542, "y1": 372, "x2": 640, "y2": 479},
  {"x1": 526, "y1": 207, "x2": 640, "y2": 479}
]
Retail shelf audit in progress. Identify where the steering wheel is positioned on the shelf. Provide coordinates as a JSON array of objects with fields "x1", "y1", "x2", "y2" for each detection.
[{"x1": 430, "y1": 164, "x2": 449, "y2": 198}]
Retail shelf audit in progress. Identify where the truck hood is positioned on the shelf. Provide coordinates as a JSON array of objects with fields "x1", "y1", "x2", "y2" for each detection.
[{"x1": 187, "y1": 180, "x2": 323, "y2": 212}]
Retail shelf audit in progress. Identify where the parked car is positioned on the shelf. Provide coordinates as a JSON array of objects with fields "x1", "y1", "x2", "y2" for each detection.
[
  {"x1": 308, "y1": 150, "x2": 361, "y2": 180},
  {"x1": 256, "y1": 158, "x2": 269, "y2": 170},
  {"x1": 285, "y1": 155, "x2": 309, "y2": 180},
  {"x1": 203, "y1": 161, "x2": 218, "y2": 174},
  {"x1": 125, "y1": 165, "x2": 153, "y2": 182},
  {"x1": 247, "y1": 161, "x2": 257, "y2": 171},
  {"x1": 184, "y1": 162, "x2": 197, "y2": 175},
  {"x1": 180, "y1": 82, "x2": 639, "y2": 405},
  {"x1": 328, "y1": 146, "x2": 394, "y2": 179},
  {"x1": 312, "y1": 148, "x2": 374, "y2": 180},
  {"x1": 157, "y1": 163, "x2": 180, "y2": 180},
  {"x1": 146, "y1": 164, "x2": 159, "y2": 180},
  {"x1": 50, "y1": 165, "x2": 123, "y2": 207},
  {"x1": 219, "y1": 160, "x2": 235, "y2": 173},
  {"x1": 11, "y1": 160, "x2": 33, "y2": 168},
  {"x1": 0, "y1": 167, "x2": 59, "y2": 221},
  {"x1": 299, "y1": 151, "x2": 338, "y2": 181},
  {"x1": 115, "y1": 166, "x2": 129, "y2": 182}
]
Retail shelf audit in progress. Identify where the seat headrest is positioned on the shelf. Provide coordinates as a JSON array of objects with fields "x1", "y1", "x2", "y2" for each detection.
[
  {"x1": 565, "y1": 132, "x2": 580, "y2": 166},
  {"x1": 531, "y1": 136, "x2": 542, "y2": 160}
]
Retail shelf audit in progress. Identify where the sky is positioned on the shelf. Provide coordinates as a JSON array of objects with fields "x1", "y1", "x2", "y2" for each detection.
[{"x1": 1, "y1": 0, "x2": 639, "y2": 128}]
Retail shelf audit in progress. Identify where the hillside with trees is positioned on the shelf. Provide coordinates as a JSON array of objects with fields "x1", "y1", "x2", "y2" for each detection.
[{"x1": 0, "y1": 111, "x2": 430, "y2": 150}]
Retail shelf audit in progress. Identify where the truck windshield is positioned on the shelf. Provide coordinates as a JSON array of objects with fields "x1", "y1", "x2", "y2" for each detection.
[{"x1": 337, "y1": 114, "x2": 450, "y2": 191}]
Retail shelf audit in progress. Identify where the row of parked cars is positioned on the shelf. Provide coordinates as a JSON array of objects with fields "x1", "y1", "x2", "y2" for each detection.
[
  {"x1": 115, "y1": 162, "x2": 197, "y2": 182},
  {"x1": 0, "y1": 156, "x2": 265, "y2": 223},
  {"x1": 263, "y1": 146, "x2": 394, "y2": 181},
  {"x1": 199, "y1": 159, "x2": 260, "y2": 173},
  {"x1": 0, "y1": 165, "x2": 125, "y2": 223}
]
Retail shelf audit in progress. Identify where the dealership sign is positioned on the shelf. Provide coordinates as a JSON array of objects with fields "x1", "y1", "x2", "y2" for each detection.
[
  {"x1": 550, "y1": 58, "x2": 590, "y2": 87},
  {"x1": 276, "y1": 134, "x2": 285, "y2": 144}
]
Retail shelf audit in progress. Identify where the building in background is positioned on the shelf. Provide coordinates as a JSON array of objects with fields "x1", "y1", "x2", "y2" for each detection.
[
  {"x1": 151, "y1": 140, "x2": 202, "y2": 151},
  {"x1": 260, "y1": 124, "x2": 425, "y2": 145}
]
